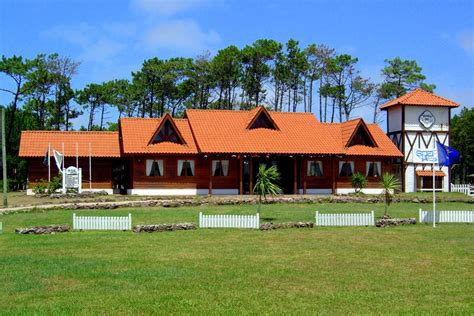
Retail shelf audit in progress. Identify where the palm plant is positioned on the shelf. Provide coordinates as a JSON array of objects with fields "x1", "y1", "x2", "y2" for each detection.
[
  {"x1": 351, "y1": 172, "x2": 367, "y2": 194},
  {"x1": 381, "y1": 172, "x2": 401, "y2": 217},
  {"x1": 253, "y1": 164, "x2": 282, "y2": 214}
]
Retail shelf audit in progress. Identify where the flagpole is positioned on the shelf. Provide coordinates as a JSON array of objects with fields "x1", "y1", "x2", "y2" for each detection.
[
  {"x1": 76, "y1": 142, "x2": 78, "y2": 169},
  {"x1": 62, "y1": 142, "x2": 65, "y2": 194}
]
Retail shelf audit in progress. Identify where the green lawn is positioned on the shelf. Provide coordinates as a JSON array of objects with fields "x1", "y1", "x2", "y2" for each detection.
[{"x1": 1, "y1": 202, "x2": 473, "y2": 314}]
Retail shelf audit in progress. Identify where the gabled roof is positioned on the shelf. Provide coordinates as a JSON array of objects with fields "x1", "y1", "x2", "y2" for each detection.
[
  {"x1": 342, "y1": 119, "x2": 377, "y2": 148},
  {"x1": 148, "y1": 113, "x2": 186, "y2": 145},
  {"x1": 19, "y1": 131, "x2": 120, "y2": 158},
  {"x1": 380, "y1": 88, "x2": 459, "y2": 110},
  {"x1": 322, "y1": 122, "x2": 403, "y2": 157},
  {"x1": 120, "y1": 117, "x2": 198, "y2": 155},
  {"x1": 246, "y1": 106, "x2": 279, "y2": 130},
  {"x1": 185, "y1": 108, "x2": 343, "y2": 155}
]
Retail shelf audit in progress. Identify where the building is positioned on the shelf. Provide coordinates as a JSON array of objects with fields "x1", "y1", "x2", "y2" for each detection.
[
  {"x1": 380, "y1": 88, "x2": 459, "y2": 192},
  {"x1": 19, "y1": 106, "x2": 402, "y2": 195}
]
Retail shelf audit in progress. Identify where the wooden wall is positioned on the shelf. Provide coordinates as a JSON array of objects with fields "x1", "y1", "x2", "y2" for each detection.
[
  {"x1": 27, "y1": 158, "x2": 115, "y2": 189},
  {"x1": 130, "y1": 156, "x2": 240, "y2": 190},
  {"x1": 299, "y1": 157, "x2": 391, "y2": 191}
]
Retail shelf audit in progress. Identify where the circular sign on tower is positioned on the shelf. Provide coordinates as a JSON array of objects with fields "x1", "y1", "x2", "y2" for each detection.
[{"x1": 418, "y1": 110, "x2": 435, "y2": 129}]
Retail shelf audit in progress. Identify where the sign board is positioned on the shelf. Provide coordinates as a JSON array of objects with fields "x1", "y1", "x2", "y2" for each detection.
[
  {"x1": 62, "y1": 166, "x2": 82, "y2": 193},
  {"x1": 413, "y1": 148, "x2": 438, "y2": 164}
]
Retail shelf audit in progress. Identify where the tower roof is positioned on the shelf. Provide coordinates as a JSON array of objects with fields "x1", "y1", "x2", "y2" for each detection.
[{"x1": 380, "y1": 88, "x2": 459, "y2": 110}]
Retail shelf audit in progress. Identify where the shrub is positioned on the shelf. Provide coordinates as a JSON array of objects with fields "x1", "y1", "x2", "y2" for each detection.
[
  {"x1": 48, "y1": 175, "x2": 62, "y2": 193},
  {"x1": 351, "y1": 172, "x2": 367, "y2": 193},
  {"x1": 33, "y1": 179, "x2": 47, "y2": 194}
]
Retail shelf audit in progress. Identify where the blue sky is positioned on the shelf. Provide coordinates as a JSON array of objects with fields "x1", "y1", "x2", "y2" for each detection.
[{"x1": 0, "y1": 0, "x2": 473, "y2": 129}]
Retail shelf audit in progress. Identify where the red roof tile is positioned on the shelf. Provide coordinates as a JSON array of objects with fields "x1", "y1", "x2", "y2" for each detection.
[
  {"x1": 380, "y1": 88, "x2": 459, "y2": 110},
  {"x1": 185, "y1": 108, "x2": 343, "y2": 155},
  {"x1": 322, "y1": 122, "x2": 403, "y2": 157},
  {"x1": 120, "y1": 117, "x2": 198, "y2": 155},
  {"x1": 416, "y1": 170, "x2": 446, "y2": 177},
  {"x1": 19, "y1": 131, "x2": 120, "y2": 158}
]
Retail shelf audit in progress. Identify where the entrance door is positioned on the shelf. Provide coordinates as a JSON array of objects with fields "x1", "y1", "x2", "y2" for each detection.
[{"x1": 112, "y1": 160, "x2": 128, "y2": 194}]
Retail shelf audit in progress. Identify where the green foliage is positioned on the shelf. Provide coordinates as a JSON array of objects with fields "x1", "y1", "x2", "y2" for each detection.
[
  {"x1": 253, "y1": 164, "x2": 282, "y2": 213},
  {"x1": 381, "y1": 172, "x2": 401, "y2": 216},
  {"x1": 48, "y1": 175, "x2": 62, "y2": 193},
  {"x1": 33, "y1": 179, "x2": 47, "y2": 194},
  {"x1": 351, "y1": 172, "x2": 367, "y2": 193},
  {"x1": 451, "y1": 107, "x2": 474, "y2": 183},
  {"x1": 379, "y1": 57, "x2": 435, "y2": 99}
]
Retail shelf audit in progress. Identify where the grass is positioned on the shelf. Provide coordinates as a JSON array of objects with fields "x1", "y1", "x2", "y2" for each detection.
[{"x1": 0, "y1": 202, "x2": 473, "y2": 314}]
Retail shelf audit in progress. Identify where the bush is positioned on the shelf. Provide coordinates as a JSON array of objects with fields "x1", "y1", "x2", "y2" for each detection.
[
  {"x1": 48, "y1": 175, "x2": 62, "y2": 193},
  {"x1": 33, "y1": 179, "x2": 47, "y2": 194},
  {"x1": 351, "y1": 172, "x2": 367, "y2": 193}
]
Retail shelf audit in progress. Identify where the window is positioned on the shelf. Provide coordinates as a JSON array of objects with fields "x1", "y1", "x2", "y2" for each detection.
[
  {"x1": 151, "y1": 119, "x2": 183, "y2": 144},
  {"x1": 307, "y1": 161, "x2": 323, "y2": 177},
  {"x1": 339, "y1": 161, "x2": 354, "y2": 177},
  {"x1": 348, "y1": 124, "x2": 376, "y2": 147},
  {"x1": 146, "y1": 160, "x2": 163, "y2": 176},
  {"x1": 178, "y1": 160, "x2": 195, "y2": 176},
  {"x1": 366, "y1": 161, "x2": 381, "y2": 177},
  {"x1": 212, "y1": 160, "x2": 229, "y2": 176}
]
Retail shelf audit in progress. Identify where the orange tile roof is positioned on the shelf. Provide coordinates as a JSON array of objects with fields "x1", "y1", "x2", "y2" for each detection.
[
  {"x1": 322, "y1": 122, "x2": 403, "y2": 157},
  {"x1": 120, "y1": 117, "x2": 198, "y2": 155},
  {"x1": 380, "y1": 88, "x2": 459, "y2": 110},
  {"x1": 19, "y1": 131, "x2": 120, "y2": 158},
  {"x1": 416, "y1": 170, "x2": 446, "y2": 177},
  {"x1": 185, "y1": 108, "x2": 343, "y2": 155}
]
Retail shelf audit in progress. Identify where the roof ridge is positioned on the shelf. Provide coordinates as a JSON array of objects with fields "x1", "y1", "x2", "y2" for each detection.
[{"x1": 22, "y1": 130, "x2": 118, "y2": 134}]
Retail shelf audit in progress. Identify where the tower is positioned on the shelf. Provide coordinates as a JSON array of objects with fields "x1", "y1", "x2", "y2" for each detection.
[{"x1": 380, "y1": 88, "x2": 459, "y2": 192}]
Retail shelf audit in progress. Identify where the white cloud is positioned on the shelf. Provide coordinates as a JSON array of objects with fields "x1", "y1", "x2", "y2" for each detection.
[
  {"x1": 457, "y1": 30, "x2": 474, "y2": 54},
  {"x1": 131, "y1": 0, "x2": 206, "y2": 15},
  {"x1": 144, "y1": 19, "x2": 220, "y2": 52},
  {"x1": 42, "y1": 23, "x2": 131, "y2": 62}
]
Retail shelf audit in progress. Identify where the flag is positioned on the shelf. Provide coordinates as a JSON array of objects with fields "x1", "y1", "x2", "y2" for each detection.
[
  {"x1": 43, "y1": 148, "x2": 49, "y2": 166},
  {"x1": 436, "y1": 141, "x2": 460, "y2": 167},
  {"x1": 53, "y1": 149, "x2": 63, "y2": 172}
]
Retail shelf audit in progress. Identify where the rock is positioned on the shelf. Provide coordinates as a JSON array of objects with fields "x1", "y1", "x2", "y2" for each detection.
[
  {"x1": 15, "y1": 224, "x2": 70, "y2": 234},
  {"x1": 259, "y1": 221, "x2": 314, "y2": 230},
  {"x1": 133, "y1": 223, "x2": 196, "y2": 233},
  {"x1": 375, "y1": 218, "x2": 417, "y2": 228}
]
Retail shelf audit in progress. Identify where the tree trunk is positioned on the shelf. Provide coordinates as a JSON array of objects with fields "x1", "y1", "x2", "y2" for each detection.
[
  {"x1": 331, "y1": 98, "x2": 335, "y2": 123},
  {"x1": 303, "y1": 77, "x2": 307, "y2": 112}
]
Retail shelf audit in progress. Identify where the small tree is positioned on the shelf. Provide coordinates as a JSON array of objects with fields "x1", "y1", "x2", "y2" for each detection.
[
  {"x1": 381, "y1": 173, "x2": 401, "y2": 217},
  {"x1": 253, "y1": 164, "x2": 282, "y2": 214},
  {"x1": 351, "y1": 172, "x2": 367, "y2": 194}
]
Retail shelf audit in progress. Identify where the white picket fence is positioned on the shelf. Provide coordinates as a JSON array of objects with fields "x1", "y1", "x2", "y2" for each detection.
[
  {"x1": 73, "y1": 213, "x2": 132, "y2": 231},
  {"x1": 315, "y1": 211, "x2": 375, "y2": 226},
  {"x1": 199, "y1": 212, "x2": 259, "y2": 229},
  {"x1": 451, "y1": 183, "x2": 473, "y2": 196},
  {"x1": 419, "y1": 209, "x2": 474, "y2": 224}
]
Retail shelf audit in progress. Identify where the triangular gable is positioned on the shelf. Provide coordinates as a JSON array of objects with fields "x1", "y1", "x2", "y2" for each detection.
[
  {"x1": 148, "y1": 113, "x2": 186, "y2": 145},
  {"x1": 246, "y1": 106, "x2": 279, "y2": 130},
  {"x1": 346, "y1": 120, "x2": 377, "y2": 147}
]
